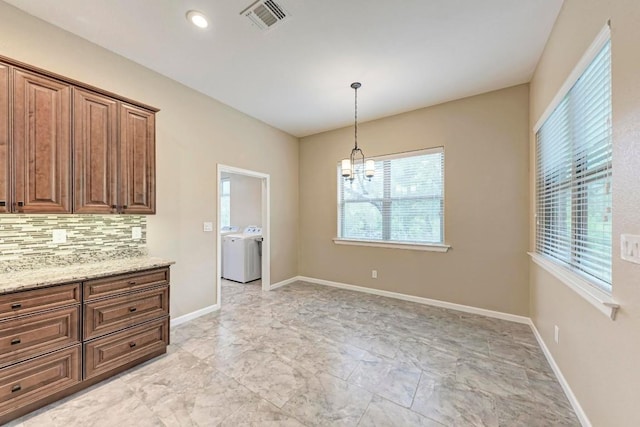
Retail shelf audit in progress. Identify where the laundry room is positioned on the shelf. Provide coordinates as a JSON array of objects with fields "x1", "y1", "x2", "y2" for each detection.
[{"x1": 219, "y1": 171, "x2": 263, "y2": 286}]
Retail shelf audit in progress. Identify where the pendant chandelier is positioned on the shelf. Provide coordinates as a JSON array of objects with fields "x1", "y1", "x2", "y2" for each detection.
[{"x1": 341, "y1": 82, "x2": 374, "y2": 181}]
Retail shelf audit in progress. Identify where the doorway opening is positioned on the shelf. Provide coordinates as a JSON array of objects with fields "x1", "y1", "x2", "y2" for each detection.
[{"x1": 216, "y1": 164, "x2": 271, "y2": 308}]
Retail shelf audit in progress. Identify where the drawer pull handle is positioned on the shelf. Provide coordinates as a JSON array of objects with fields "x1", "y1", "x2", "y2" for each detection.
[
  {"x1": 128, "y1": 281, "x2": 136, "y2": 285},
  {"x1": 129, "y1": 307, "x2": 137, "y2": 313},
  {"x1": 10, "y1": 338, "x2": 21, "y2": 345},
  {"x1": 129, "y1": 342, "x2": 136, "y2": 348},
  {"x1": 11, "y1": 384, "x2": 21, "y2": 393},
  {"x1": 11, "y1": 303, "x2": 22, "y2": 310}
]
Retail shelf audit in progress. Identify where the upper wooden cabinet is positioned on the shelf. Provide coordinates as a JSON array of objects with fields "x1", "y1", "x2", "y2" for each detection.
[
  {"x1": 74, "y1": 92, "x2": 155, "y2": 214},
  {"x1": 0, "y1": 64, "x2": 8, "y2": 214},
  {"x1": 120, "y1": 104, "x2": 155, "y2": 214},
  {"x1": 12, "y1": 69, "x2": 71, "y2": 214},
  {"x1": 0, "y1": 55, "x2": 158, "y2": 215},
  {"x1": 73, "y1": 89, "x2": 118, "y2": 214}
]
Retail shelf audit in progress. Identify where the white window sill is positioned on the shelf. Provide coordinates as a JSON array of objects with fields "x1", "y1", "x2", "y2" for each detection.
[
  {"x1": 333, "y1": 238, "x2": 450, "y2": 252},
  {"x1": 528, "y1": 252, "x2": 620, "y2": 320}
]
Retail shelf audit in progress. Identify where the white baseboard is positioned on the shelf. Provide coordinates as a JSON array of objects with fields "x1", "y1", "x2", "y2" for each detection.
[
  {"x1": 296, "y1": 276, "x2": 530, "y2": 324},
  {"x1": 269, "y1": 276, "x2": 302, "y2": 290},
  {"x1": 529, "y1": 321, "x2": 590, "y2": 427},
  {"x1": 170, "y1": 304, "x2": 220, "y2": 327}
]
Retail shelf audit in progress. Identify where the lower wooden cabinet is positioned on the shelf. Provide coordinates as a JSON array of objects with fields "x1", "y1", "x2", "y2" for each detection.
[
  {"x1": 84, "y1": 268, "x2": 168, "y2": 301},
  {"x1": 0, "y1": 283, "x2": 80, "y2": 321},
  {"x1": 84, "y1": 285, "x2": 169, "y2": 340},
  {"x1": 0, "y1": 266, "x2": 170, "y2": 423},
  {"x1": 0, "y1": 306, "x2": 79, "y2": 368},
  {"x1": 0, "y1": 345, "x2": 81, "y2": 421},
  {"x1": 85, "y1": 318, "x2": 168, "y2": 379}
]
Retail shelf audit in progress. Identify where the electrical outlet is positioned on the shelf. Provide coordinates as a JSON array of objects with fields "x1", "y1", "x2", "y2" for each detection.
[
  {"x1": 554, "y1": 325, "x2": 560, "y2": 344},
  {"x1": 371, "y1": 270, "x2": 377, "y2": 279},
  {"x1": 621, "y1": 234, "x2": 640, "y2": 264},
  {"x1": 203, "y1": 222, "x2": 213, "y2": 232},
  {"x1": 52, "y1": 229, "x2": 66, "y2": 244},
  {"x1": 131, "y1": 227, "x2": 142, "y2": 240}
]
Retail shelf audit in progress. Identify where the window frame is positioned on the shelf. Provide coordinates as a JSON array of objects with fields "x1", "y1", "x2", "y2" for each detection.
[
  {"x1": 334, "y1": 147, "x2": 449, "y2": 252},
  {"x1": 530, "y1": 23, "x2": 618, "y2": 320}
]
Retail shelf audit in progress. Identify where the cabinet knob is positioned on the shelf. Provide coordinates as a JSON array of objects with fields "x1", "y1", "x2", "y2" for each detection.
[
  {"x1": 10, "y1": 338, "x2": 21, "y2": 345},
  {"x1": 11, "y1": 384, "x2": 21, "y2": 393},
  {"x1": 17, "y1": 201, "x2": 24, "y2": 207},
  {"x1": 129, "y1": 307, "x2": 137, "y2": 313},
  {"x1": 129, "y1": 342, "x2": 136, "y2": 348},
  {"x1": 128, "y1": 281, "x2": 136, "y2": 286},
  {"x1": 11, "y1": 303, "x2": 22, "y2": 310},
  {"x1": 0, "y1": 201, "x2": 5, "y2": 207}
]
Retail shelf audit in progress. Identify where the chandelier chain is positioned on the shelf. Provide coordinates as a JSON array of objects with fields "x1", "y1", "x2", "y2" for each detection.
[{"x1": 354, "y1": 85, "x2": 358, "y2": 150}]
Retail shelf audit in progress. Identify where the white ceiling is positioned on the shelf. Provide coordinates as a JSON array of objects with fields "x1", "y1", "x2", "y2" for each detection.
[{"x1": 3, "y1": 0, "x2": 563, "y2": 137}]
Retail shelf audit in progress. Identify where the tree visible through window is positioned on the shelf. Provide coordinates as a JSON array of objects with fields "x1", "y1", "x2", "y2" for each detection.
[{"x1": 338, "y1": 148, "x2": 444, "y2": 244}]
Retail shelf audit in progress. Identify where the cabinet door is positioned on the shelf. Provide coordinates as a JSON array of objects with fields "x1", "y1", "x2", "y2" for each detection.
[
  {"x1": 73, "y1": 88, "x2": 117, "y2": 213},
  {"x1": 13, "y1": 69, "x2": 71, "y2": 213},
  {"x1": 120, "y1": 104, "x2": 155, "y2": 214},
  {"x1": 0, "y1": 64, "x2": 8, "y2": 213}
]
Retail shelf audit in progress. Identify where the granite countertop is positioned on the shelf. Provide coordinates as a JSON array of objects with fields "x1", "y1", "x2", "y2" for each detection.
[{"x1": 0, "y1": 257, "x2": 175, "y2": 294}]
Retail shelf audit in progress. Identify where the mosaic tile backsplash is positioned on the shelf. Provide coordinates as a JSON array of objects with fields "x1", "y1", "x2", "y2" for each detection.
[{"x1": 0, "y1": 215, "x2": 147, "y2": 273}]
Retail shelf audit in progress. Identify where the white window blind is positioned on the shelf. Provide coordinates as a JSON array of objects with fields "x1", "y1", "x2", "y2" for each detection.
[
  {"x1": 535, "y1": 39, "x2": 612, "y2": 291},
  {"x1": 338, "y1": 148, "x2": 444, "y2": 244},
  {"x1": 220, "y1": 178, "x2": 231, "y2": 228}
]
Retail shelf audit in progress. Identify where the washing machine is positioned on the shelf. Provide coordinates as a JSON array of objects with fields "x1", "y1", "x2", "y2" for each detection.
[
  {"x1": 220, "y1": 226, "x2": 239, "y2": 277},
  {"x1": 222, "y1": 226, "x2": 262, "y2": 283}
]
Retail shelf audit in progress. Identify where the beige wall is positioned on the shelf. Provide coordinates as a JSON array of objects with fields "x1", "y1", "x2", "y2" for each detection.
[
  {"x1": 224, "y1": 173, "x2": 262, "y2": 228},
  {"x1": 0, "y1": 2, "x2": 299, "y2": 318},
  {"x1": 529, "y1": 0, "x2": 640, "y2": 425},
  {"x1": 299, "y1": 85, "x2": 530, "y2": 316}
]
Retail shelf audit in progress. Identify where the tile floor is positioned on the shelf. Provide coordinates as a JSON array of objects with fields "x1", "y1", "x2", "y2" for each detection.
[{"x1": 10, "y1": 280, "x2": 579, "y2": 426}]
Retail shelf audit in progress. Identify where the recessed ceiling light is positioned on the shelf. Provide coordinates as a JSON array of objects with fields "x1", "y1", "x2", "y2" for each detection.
[{"x1": 186, "y1": 10, "x2": 209, "y2": 29}]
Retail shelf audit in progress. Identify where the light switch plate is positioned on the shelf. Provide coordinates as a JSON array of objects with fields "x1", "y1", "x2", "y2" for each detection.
[
  {"x1": 621, "y1": 234, "x2": 640, "y2": 264},
  {"x1": 203, "y1": 222, "x2": 214, "y2": 232},
  {"x1": 52, "y1": 229, "x2": 66, "y2": 244},
  {"x1": 132, "y1": 227, "x2": 142, "y2": 240}
]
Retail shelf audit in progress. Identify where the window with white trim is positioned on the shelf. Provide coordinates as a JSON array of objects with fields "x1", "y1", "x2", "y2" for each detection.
[
  {"x1": 535, "y1": 38, "x2": 612, "y2": 291},
  {"x1": 220, "y1": 178, "x2": 231, "y2": 228},
  {"x1": 337, "y1": 148, "x2": 444, "y2": 245}
]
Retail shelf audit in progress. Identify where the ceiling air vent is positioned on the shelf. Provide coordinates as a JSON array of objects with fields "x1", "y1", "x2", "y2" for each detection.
[{"x1": 241, "y1": 0, "x2": 289, "y2": 31}]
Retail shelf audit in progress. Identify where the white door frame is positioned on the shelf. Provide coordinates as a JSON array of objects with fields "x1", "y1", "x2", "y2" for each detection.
[{"x1": 216, "y1": 164, "x2": 271, "y2": 307}]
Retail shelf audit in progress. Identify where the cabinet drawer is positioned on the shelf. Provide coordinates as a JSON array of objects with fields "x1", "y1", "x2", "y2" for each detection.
[
  {"x1": 0, "y1": 307, "x2": 80, "y2": 368},
  {"x1": 0, "y1": 284, "x2": 80, "y2": 321},
  {"x1": 84, "y1": 318, "x2": 168, "y2": 379},
  {"x1": 84, "y1": 285, "x2": 169, "y2": 340},
  {"x1": 0, "y1": 345, "x2": 80, "y2": 418},
  {"x1": 84, "y1": 268, "x2": 168, "y2": 301}
]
